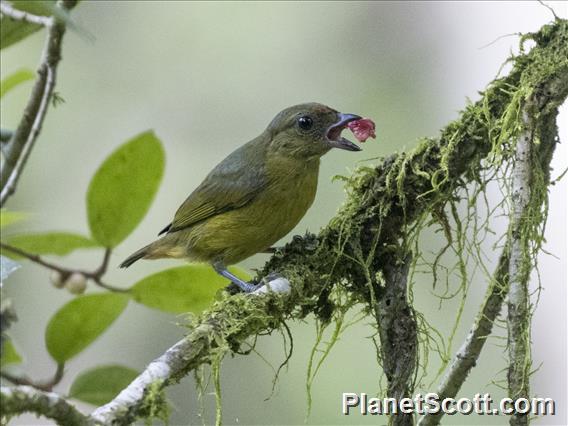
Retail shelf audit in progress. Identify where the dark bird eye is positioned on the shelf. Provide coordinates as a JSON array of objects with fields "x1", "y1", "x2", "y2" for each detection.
[{"x1": 298, "y1": 116, "x2": 313, "y2": 131}]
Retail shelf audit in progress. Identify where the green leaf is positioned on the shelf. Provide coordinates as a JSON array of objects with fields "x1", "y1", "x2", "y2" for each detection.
[
  {"x1": 0, "y1": 209, "x2": 26, "y2": 228},
  {"x1": 69, "y1": 365, "x2": 139, "y2": 406},
  {"x1": 130, "y1": 265, "x2": 251, "y2": 314},
  {"x1": 87, "y1": 131, "x2": 165, "y2": 248},
  {"x1": 0, "y1": 69, "x2": 34, "y2": 98},
  {"x1": 45, "y1": 293, "x2": 128, "y2": 363},
  {"x1": 1, "y1": 339, "x2": 23, "y2": 367},
  {"x1": 5, "y1": 232, "x2": 100, "y2": 258},
  {"x1": 0, "y1": 1, "x2": 54, "y2": 50}
]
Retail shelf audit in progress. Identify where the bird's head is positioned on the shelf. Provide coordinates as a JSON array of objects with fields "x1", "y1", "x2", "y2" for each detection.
[{"x1": 266, "y1": 103, "x2": 363, "y2": 159}]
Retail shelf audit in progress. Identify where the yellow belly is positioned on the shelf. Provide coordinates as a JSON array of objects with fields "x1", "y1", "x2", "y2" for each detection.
[{"x1": 184, "y1": 159, "x2": 319, "y2": 265}]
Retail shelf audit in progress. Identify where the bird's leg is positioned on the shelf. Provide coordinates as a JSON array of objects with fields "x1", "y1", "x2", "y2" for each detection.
[
  {"x1": 212, "y1": 262, "x2": 291, "y2": 294},
  {"x1": 213, "y1": 262, "x2": 260, "y2": 293}
]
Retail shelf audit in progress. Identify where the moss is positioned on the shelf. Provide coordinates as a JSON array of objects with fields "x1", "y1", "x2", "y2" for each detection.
[{"x1": 138, "y1": 380, "x2": 170, "y2": 425}]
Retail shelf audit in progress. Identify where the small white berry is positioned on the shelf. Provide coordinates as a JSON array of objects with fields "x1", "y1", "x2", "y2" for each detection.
[
  {"x1": 50, "y1": 271, "x2": 65, "y2": 288},
  {"x1": 65, "y1": 272, "x2": 87, "y2": 295}
]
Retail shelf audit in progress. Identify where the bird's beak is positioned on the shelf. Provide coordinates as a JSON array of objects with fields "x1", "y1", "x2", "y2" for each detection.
[{"x1": 326, "y1": 113, "x2": 363, "y2": 151}]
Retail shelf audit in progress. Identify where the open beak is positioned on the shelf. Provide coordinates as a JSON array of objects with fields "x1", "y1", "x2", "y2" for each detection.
[{"x1": 326, "y1": 113, "x2": 362, "y2": 151}]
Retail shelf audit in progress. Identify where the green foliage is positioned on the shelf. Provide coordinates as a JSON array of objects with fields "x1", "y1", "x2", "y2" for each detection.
[
  {"x1": 0, "y1": 209, "x2": 26, "y2": 228},
  {"x1": 69, "y1": 364, "x2": 139, "y2": 405},
  {"x1": 86, "y1": 131, "x2": 165, "y2": 248},
  {"x1": 0, "y1": 339, "x2": 22, "y2": 367},
  {"x1": 0, "y1": 1, "x2": 54, "y2": 50},
  {"x1": 5, "y1": 232, "x2": 99, "y2": 257},
  {"x1": 130, "y1": 265, "x2": 250, "y2": 314},
  {"x1": 45, "y1": 293, "x2": 128, "y2": 363},
  {"x1": 0, "y1": 69, "x2": 34, "y2": 98}
]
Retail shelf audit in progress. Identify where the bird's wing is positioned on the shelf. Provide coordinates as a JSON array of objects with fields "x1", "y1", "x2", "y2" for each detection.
[{"x1": 160, "y1": 141, "x2": 268, "y2": 234}]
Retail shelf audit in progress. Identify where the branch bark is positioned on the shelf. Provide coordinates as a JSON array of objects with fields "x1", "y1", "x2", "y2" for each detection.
[
  {"x1": 0, "y1": 362, "x2": 64, "y2": 392},
  {"x1": 506, "y1": 106, "x2": 534, "y2": 426},
  {"x1": 90, "y1": 327, "x2": 212, "y2": 424},
  {"x1": 506, "y1": 73, "x2": 562, "y2": 425},
  {"x1": 0, "y1": 0, "x2": 77, "y2": 206},
  {"x1": 377, "y1": 253, "x2": 417, "y2": 426},
  {"x1": 0, "y1": 385, "x2": 91, "y2": 426}
]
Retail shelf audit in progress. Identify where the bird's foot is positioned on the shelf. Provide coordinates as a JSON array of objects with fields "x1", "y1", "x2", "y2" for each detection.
[{"x1": 213, "y1": 262, "x2": 290, "y2": 294}]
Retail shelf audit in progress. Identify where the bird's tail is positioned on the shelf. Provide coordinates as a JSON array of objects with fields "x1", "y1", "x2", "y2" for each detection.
[{"x1": 120, "y1": 244, "x2": 152, "y2": 268}]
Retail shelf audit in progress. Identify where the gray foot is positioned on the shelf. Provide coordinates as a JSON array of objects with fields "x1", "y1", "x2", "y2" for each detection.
[
  {"x1": 213, "y1": 262, "x2": 290, "y2": 294},
  {"x1": 213, "y1": 262, "x2": 260, "y2": 293}
]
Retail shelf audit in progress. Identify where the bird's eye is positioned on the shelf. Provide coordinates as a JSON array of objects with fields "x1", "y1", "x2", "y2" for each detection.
[{"x1": 298, "y1": 116, "x2": 313, "y2": 131}]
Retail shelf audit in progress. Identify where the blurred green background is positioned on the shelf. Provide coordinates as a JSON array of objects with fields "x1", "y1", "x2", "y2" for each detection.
[{"x1": 1, "y1": 1, "x2": 566, "y2": 425}]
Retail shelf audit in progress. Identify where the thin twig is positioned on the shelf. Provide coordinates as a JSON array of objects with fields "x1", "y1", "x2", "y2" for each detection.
[
  {"x1": 0, "y1": 1, "x2": 53, "y2": 27},
  {"x1": 0, "y1": 0, "x2": 78, "y2": 206},
  {"x1": 1, "y1": 362, "x2": 65, "y2": 392},
  {"x1": 537, "y1": 0, "x2": 559, "y2": 20},
  {"x1": 0, "y1": 243, "x2": 129, "y2": 293}
]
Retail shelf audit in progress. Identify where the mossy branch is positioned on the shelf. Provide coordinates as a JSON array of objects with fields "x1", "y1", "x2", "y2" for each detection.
[
  {"x1": 506, "y1": 70, "x2": 562, "y2": 426},
  {"x1": 377, "y1": 253, "x2": 417, "y2": 426}
]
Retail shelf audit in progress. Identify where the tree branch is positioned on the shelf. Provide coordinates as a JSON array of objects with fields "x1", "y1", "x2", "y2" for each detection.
[
  {"x1": 0, "y1": 243, "x2": 128, "y2": 293},
  {"x1": 506, "y1": 71, "x2": 562, "y2": 425},
  {"x1": 0, "y1": 0, "x2": 78, "y2": 207},
  {"x1": 1, "y1": 362, "x2": 64, "y2": 392},
  {"x1": 506, "y1": 105, "x2": 534, "y2": 426},
  {"x1": 90, "y1": 330, "x2": 210, "y2": 424},
  {"x1": 0, "y1": 385, "x2": 91, "y2": 426},
  {"x1": 377, "y1": 253, "x2": 416, "y2": 426}
]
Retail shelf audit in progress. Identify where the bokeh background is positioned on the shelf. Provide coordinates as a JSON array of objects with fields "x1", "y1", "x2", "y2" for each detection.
[{"x1": 1, "y1": 1, "x2": 566, "y2": 425}]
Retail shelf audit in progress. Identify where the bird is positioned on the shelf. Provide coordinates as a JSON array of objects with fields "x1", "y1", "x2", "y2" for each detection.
[{"x1": 120, "y1": 103, "x2": 364, "y2": 292}]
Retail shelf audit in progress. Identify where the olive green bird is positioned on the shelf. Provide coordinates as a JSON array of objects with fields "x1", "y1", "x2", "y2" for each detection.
[{"x1": 120, "y1": 103, "x2": 362, "y2": 292}]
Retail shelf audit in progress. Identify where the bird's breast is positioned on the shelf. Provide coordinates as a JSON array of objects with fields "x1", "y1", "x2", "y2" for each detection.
[
  {"x1": 263, "y1": 157, "x2": 320, "y2": 217},
  {"x1": 186, "y1": 158, "x2": 320, "y2": 265}
]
